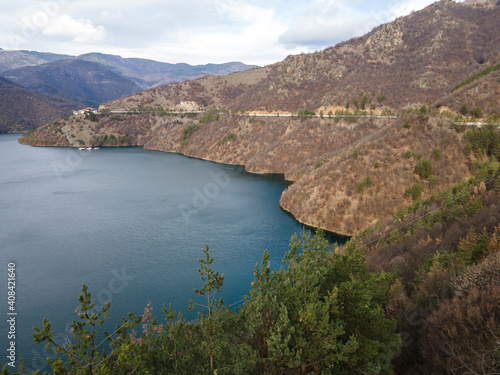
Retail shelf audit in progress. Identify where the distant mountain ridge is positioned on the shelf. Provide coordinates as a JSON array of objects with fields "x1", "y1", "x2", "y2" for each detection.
[
  {"x1": 0, "y1": 50, "x2": 71, "y2": 72},
  {"x1": 78, "y1": 52, "x2": 259, "y2": 89},
  {"x1": 2, "y1": 59, "x2": 143, "y2": 106},
  {"x1": 0, "y1": 50, "x2": 259, "y2": 90}
]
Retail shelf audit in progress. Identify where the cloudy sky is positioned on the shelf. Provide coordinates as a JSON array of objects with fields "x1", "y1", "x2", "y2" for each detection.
[{"x1": 0, "y1": 0, "x2": 442, "y2": 66}]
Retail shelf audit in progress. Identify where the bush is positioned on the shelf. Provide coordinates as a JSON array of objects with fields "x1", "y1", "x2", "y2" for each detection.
[
  {"x1": 471, "y1": 106, "x2": 483, "y2": 119},
  {"x1": 315, "y1": 161, "x2": 324, "y2": 169},
  {"x1": 404, "y1": 119, "x2": 412, "y2": 129},
  {"x1": 464, "y1": 125, "x2": 500, "y2": 158},
  {"x1": 374, "y1": 162, "x2": 380, "y2": 169},
  {"x1": 364, "y1": 176, "x2": 372, "y2": 187},
  {"x1": 405, "y1": 183, "x2": 422, "y2": 201},
  {"x1": 433, "y1": 147, "x2": 441, "y2": 160},
  {"x1": 460, "y1": 103, "x2": 469, "y2": 116},
  {"x1": 200, "y1": 109, "x2": 219, "y2": 123},
  {"x1": 414, "y1": 159, "x2": 433, "y2": 179},
  {"x1": 430, "y1": 176, "x2": 438, "y2": 188},
  {"x1": 357, "y1": 182, "x2": 365, "y2": 194},
  {"x1": 297, "y1": 109, "x2": 316, "y2": 121},
  {"x1": 181, "y1": 123, "x2": 200, "y2": 143},
  {"x1": 353, "y1": 150, "x2": 359, "y2": 159}
]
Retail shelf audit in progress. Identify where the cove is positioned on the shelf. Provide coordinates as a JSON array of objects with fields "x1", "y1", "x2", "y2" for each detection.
[{"x1": 0, "y1": 134, "x2": 344, "y2": 371}]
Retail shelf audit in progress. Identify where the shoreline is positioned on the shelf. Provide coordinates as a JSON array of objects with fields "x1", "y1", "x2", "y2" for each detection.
[{"x1": 15, "y1": 135, "x2": 349, "y2": 240}]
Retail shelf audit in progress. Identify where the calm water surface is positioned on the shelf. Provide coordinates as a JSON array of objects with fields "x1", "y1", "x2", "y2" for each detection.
[{"x1": 0, "y1": 134, "x2": 319, "y2": 371}]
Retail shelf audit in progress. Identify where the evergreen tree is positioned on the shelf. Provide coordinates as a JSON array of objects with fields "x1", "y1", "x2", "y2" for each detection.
[
  {"x1": 32, "y1": 284, "x2": 140, "y2": 374},
  {"x1": 241, "y1": 230, "x2": 401, "y2": 374}
]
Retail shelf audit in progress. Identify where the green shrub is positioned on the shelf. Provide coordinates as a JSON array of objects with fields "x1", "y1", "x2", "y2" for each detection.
[
  {"x1": 433, "y1": 147, "x2": 441, "y2": 160},
  {"x1": 460, "y1": 103, "x2": 470, "y2": 116},
  {"x1": 464, "y1": 125, "x2": 500, "y2": 158},
  {"x1": 404, "y1": 119, "x2": 412, "y2": 129},
  {"x1": 414, "y1": 159, "x2": 433, "y2": 179},
  {"x1": 357, "y1": 182, "x2": 365, "y2": 194},
  {"x1": 405, "y1": 183, "x2": 422, "y2": 201},
  {"x1": 430, "y1": 176, "x2": 438, "y2": 188},
  {"x1": 364, "y1": 176, "x2": 372, "y2": 187},
  {"x1": 297, "y1": 110, "x2": 316, "y2": 121},
  {"x1": 353, "y1": 150, "x2": 359, "y2": 159},
  {"x1": 374, "y1": 162, "x2": 380, "y2": 169},
  {"x1": 181, "y1": 124, "x2": 200, "y2": 143},
  {"x1": 200, "y1": 109, "x2": 219, "y2": 123},
  {"x1": 471, "y1": 106, "x2": 482, "y2": 119}
]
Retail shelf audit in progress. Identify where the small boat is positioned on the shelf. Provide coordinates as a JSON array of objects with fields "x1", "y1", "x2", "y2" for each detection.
[{"x1": 79, "y1": 147, "x2": 85, "y2": 151}]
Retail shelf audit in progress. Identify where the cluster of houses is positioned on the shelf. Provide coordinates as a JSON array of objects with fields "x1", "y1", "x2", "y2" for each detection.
[{"x1": 73, "y1": 107, "x2": 99, "y2": 116}]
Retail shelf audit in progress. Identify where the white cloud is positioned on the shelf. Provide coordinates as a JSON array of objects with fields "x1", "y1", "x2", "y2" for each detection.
[
  {"x1": 279, "y1": 3, "x2": 371, "y2": 48},
  {"x1": 42, "y1": 14, "x2": 107, "y2": 44},
  {"x1": 0, "y1": 0, "x2": 444, "y2": 65},
  {"x1": 100, "y1": 10, "x2": 123, "y2": 20},
  {"x1": 278, "y1": 0, "x2": 437, "y2": 49}
]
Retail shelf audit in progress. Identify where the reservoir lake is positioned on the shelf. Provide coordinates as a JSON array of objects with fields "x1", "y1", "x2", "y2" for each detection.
[{"x1": 0, "y1": 134, "x2": 340, "y2": 371}]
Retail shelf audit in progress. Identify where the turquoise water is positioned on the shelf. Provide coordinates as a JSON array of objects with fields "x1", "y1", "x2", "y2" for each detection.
[{"x1": 0, "y1": 134, "x2": 337, "y2": 372}]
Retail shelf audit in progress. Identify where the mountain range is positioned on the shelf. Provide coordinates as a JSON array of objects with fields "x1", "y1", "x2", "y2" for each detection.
[
  {"x1": 1, "y1": 59, "x2": 143, "y2": 107},
  {"x1": 0, "y1": 51, "x2": 257, "y2": 132},
  {"x1": 0, "y1": 49, "x2": 258, "y2": 90}
]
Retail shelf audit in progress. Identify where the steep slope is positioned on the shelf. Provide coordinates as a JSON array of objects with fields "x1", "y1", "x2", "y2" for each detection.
[
  {"x1": 1, "y1": 58, "x2": 142, "y2": 106},
  {"x1": 0, "y1": 76, "x2": 75, "y2": 133},
  {"x1": 230, "y1": 0, "x2": 500, "y2": 113},
  {"x1": 78, "y1": 52, "x2": 259, "y2": 89}
]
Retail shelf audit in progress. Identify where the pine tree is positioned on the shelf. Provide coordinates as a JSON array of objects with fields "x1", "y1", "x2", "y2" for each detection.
[
  {"x1": 32, "y1": 284, "x2": 140, "y2": 374},
  {"x1": 189, "y1": 246, "x2": 226, "y2": 373}
]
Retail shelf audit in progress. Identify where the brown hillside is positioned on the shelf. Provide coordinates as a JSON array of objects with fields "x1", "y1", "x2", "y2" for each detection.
[
  {"x1": 19, "y1": 111, "x2": 474, "y2": 236},
  {"x1": 103, "y1": 0, "x2": 500, "y2": 115},
  {"x1": 0, "y1": 77, "x2": 75, "y2": 133},
  {"x1": 230, "y1": 0, "x2": 500, "y2": 112}
]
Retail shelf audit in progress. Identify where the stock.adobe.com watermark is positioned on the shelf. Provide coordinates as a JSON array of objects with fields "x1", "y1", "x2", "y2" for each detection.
[
  {"x1": 7, "y1": 1, "x2": 65, "y2": 49},
  {"x1": 179, "y1": 166, "x2": 245, "y2": 223}
]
